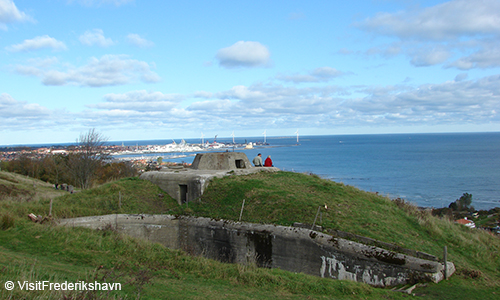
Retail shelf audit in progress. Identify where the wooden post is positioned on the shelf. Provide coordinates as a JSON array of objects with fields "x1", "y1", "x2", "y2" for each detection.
[
  {"x1": 118, "y1": 191, "x2": 122, "y2": 209},
  {"x1": 49, "y1": 199, "x2": 53, "y2": 217},
  {"x1": 311, "y1": 206, "x2": 321, "y2": 230},
  {"x1": 239, "y1": 199, "x2": 246, "y2": 222},
  {"x1": 443, "y1": 246, "x2": 448, "y2": 280}
]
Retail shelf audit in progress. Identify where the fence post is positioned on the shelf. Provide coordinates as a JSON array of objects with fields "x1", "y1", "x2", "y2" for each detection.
[
  {"x1": 49, "y1": 199, "x2": 53, "y2": 217},
  {"x1": 311, "y1": 206, "x2": 321, "y2": 230},
  {"x1": 118, "y1": 191, "x2": 122, "y2": 209},
  {"x1": 239, "y1": 199, "x2": 246, "y2": 222},
  {"x1": 444, "y1": 246, "x2": 448, "y2": 280}
]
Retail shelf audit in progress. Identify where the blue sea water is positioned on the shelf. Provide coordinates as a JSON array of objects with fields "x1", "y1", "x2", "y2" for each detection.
[{"x1": 122, "y1": 132, "x2": 500, "y2": 210}]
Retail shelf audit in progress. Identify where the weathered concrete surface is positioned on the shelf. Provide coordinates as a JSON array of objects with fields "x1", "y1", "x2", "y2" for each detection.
[
  {"x1": 58, "y1": 214, "x2": 455, "y2": 287},
  {"x1": 139, "y1": 152, "x2": 279, "y2": 204},
  {"x1": 191, "y1": 152, "x2": 252, "y2": 170}
]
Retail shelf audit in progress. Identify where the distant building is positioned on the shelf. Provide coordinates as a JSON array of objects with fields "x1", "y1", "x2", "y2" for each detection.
[
  {"x1": 456, "y1": 217, "x2": 475, "y2": 228},
  {"x1": 50, "y1": 149, "x2": 68, "y2": 154}
]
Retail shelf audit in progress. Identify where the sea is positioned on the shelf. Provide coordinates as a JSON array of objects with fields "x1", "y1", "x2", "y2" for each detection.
[{"x1": 116, "y1": 132, "x2": 500, "y2": 211}]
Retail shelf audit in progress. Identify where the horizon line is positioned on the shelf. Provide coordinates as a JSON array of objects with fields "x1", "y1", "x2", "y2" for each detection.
[{"x1": 2, "y1": 130, "x2": 500, "y2": 148}]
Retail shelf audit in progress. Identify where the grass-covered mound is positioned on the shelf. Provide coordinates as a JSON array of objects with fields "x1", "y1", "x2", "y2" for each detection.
[
  {"x1": 0, "y1": 220, "x2": 383, "y2": 300},
  {"x1": 0, "y1": 170, "x2": 65, "y2": 202},
  {"x1": 1, "y1": 170, "x2": 499, "y2": 299},
  {"x1": 183, "y1": 171, "x2": 500, "y2": 298},
  {"x1": 0, "y1": 173, "x2": 181, "y2": 221}
]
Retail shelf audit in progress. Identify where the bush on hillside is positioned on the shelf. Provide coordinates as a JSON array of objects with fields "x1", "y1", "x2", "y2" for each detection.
[
  {"x1": 1, "y1": 214, "x2": 15, "y2": 230},
  {"x1": 432, "y1": 193, "x2": 476, "y2": 219},
  {"x1": 449, "y1": 192, "x2": 474, "y2": 212}
]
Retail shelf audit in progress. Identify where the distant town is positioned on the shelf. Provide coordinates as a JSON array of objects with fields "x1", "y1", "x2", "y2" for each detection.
[{"x1": 0, "y1": 139, "x2": 266, "y2": 168}]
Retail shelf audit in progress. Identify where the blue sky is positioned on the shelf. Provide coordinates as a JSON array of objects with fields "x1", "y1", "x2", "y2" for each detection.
[{"x1": 1, "y1": 0, "x2": 499, "y2": 145}]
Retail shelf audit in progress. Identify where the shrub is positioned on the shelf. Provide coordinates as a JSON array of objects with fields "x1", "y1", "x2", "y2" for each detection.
[
  {"x1": 449, "y1": 192, "x2": 474, "y2": 212},
  {"x1": 1, "y1": 213, "x2": 15, "y2": 230}
]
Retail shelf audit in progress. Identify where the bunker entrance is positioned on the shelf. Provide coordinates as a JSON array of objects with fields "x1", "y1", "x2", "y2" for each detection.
[
  {"x1": 235, "y1": 159, "x2": 245, "y2": 169},
  {"x1": 179, "y1": 184, "x2": 188, "y2": 204}
]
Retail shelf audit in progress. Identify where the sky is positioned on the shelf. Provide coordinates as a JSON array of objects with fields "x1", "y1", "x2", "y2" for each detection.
[{"x1": 1, "y1": 0, "x2": 500, "y2": 145}]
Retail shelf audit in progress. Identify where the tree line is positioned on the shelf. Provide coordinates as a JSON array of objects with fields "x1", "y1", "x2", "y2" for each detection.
[{"x1": 0, "y1": 129, "x2": 137, "y2": 189}]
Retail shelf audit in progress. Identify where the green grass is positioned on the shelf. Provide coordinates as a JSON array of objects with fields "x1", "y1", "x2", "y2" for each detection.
[
  {"x1": 0, "y1": 175, "x2": 180, "y2": 221},
  {"x1": 0, "y1": 219, "x2": 398, "y2": 299},
  {"x1": 1, "y1": 170, "x2": 499, "y2": 299},
  {"x1": 184, "y1": 171, "x2": 500, "y2": 298},
  {"x1": 50, "y1": 177, "x2": 180, "y2": 218}
]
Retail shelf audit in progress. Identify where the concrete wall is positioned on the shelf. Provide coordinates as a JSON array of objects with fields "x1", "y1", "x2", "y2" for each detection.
[
  {"x1": 140, "y1": 171, "x2": 211, "y2": 204},
  {"x1": 191, "y1": 152, "x2": 252, "y2": 170},
  {"x1": 58, "y1": 214, "x2": 455, "y2": 287}
]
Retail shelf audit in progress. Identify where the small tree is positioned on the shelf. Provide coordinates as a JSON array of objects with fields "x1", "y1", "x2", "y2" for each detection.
[
  {"x1": 458, "y1": 192, "x2": 473, "y2": 209},
  {"x1": 67, "y1": 128, "x2": 109, "y2": 189},
  {"x1": 449, "y1": 192, "x2": 474, "y2": 212}
]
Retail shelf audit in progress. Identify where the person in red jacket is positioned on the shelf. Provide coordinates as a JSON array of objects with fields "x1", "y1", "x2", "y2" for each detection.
[{"x1": 264, "y1": 155, "x2": 273, "y2": 167}]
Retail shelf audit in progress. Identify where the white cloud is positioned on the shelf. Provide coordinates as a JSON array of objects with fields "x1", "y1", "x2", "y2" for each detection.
[
  {"x1": 13, "y1": 57, "x2": 58, "y2": 77},
  {"x1": 188, "y1": 99, "x2": 233, "y2": 111},
  {"x1": 454, "y1": 73, "x2": 468, "y2": 82},
  {"x1": 5, "y1": 35, "x2": 67, "y2": 52},
  {"x1": 357, "y1": 0, "x2": 500, "y2": 40},
  {"x1": 216, "y1": 85, "x2": 266, "y2": 100},
  {"x1": 0, "y1": 92, "x2": 16, "y2": 108},
  {"x1": 79, "y1": 29, "x2": 115, "y2": 47},
  {"x1": 193, "y1": 91, "x2": 213, "y2": 98},
  {"x1": 89, "y1": 90, "x2": 183, "y2": 111},
  {"x1": 0, "y1": 0, "x2": 33, "y2": 30},
  {"x1": 446, "y1": 43, "x2": 500, "y2": 70},
  {"x1": 14, "y1": 55, "x2": 160, "y2": 87},
  {"x1": 0, "y1": 93, "x2": 62, "y2": 131},
  {"x1": 346, "y1": 75, "x2": 500, "y2": 125},
  {"x1": 354, "y1": 0, "x2": 500, "y2": 70},
  {"x1": 6, "y1": 74, "x2": 499, "y2": 138},
  {"x1": 409, "y1": 46, "x2": 451, "y2": 67},
  {"x1": 276, "y1": 67, "x2": 346, "y2": 83},
  {"x1": 126, "y1": 33, "x2": 154, "y2": 48},
  {"x1": 216, "y1": 41, "x2": 271, "y2": 68},
  {"x1": 182, "y1": 75, "x2": 500, "y2": 130},
  {"x1": 190, "y1": 84, "x2": 345, "y2": 118}
]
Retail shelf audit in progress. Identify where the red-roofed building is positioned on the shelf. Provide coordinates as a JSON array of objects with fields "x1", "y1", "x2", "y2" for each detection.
[{"x1": 456, "y1": 217, "x2": 475, "y2": 228}]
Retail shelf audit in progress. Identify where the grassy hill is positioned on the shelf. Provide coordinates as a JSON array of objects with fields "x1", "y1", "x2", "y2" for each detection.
[{"x1": 0, "y1": 170, "x2": 499, "y2": 299}]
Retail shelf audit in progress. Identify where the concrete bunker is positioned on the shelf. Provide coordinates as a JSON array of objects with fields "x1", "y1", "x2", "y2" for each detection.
[
  {"x1": 58, "y1": 214, "x2": 455, "y2": 287},
  {"x1": 190, "y1": 152, "x2": 252, "y2": 170},
  {"x1": 179, "y1": 184, "x2": 188, "y2": 204},
  {"x1": 140, "y1": 152, "x2": 279, "y2": 205}
]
